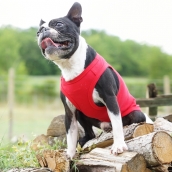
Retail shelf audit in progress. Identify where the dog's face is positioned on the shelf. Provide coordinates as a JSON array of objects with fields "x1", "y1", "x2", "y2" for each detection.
[{"x1": 37, "y1": 2, "x2": 83, "y2": 61}]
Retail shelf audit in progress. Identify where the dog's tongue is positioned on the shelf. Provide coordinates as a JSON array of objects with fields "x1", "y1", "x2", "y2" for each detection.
[{"x1": 41, "y1": 38, "x2": 58, "y2": 49}]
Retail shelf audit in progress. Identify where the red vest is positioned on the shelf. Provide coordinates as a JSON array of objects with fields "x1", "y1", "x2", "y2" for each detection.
[{"x1": 61, "y1": 54, "x2": 140, "y2": 122}]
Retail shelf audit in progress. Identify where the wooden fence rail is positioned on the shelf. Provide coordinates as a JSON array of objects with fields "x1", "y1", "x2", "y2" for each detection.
[
  {"x1": 136, "y1": 95, "x2": 172, "y2": 108},
  {"x1": 136, "y1": 83, "x2": 172, "y2": 120}
]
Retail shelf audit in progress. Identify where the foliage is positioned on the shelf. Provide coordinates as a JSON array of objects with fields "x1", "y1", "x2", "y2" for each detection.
[
  {"x1": 0, "y1": 26, "x2": 60, "y2": 76},
  {"x1": 0, "y1": 139, "x2": 39, "y2": 171},
  {"x1": 82, "y1": 29, "x2": 172, "y2": 78},
  {"x1": 0, "y1": 26, "x2": 21, "y2": 74},
  {"x1": 13, "y1": 76, "x2": 59, "y2": 103},
  {"x1": 31, "y1": 80, "x2": 57, "y2": 97},
  {"x1": 0, "y1": 137, "x2": 67, "y2": 171},
  {"x1": 0, "y1": 26, "x2": 172, "y2": 78}
]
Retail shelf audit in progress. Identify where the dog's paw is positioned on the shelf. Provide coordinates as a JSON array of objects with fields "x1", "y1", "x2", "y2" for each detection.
[
  {"x1": 111, "y1": 140, "x2": 128, "y2": 155},
  {"x1": 66, "y1": 149, "x2": 76, "y2": 159},
  {"x1": 100, "y1": 122, "x2": 112, "y2": 132}
]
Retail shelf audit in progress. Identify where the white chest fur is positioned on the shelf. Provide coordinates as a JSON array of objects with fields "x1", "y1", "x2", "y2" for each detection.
[{"x1": 54, "y1": 36, "x2": 88, "y2": 81}]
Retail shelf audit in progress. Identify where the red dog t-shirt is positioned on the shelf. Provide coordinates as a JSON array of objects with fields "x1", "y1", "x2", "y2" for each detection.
[{"x1": 61, "y1": 54, "x2": 140, "y2": 122}]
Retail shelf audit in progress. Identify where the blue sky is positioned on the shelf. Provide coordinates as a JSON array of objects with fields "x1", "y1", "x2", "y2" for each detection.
[{"x1": 1, "y1": 0, "x2": 172, "y2": 55}]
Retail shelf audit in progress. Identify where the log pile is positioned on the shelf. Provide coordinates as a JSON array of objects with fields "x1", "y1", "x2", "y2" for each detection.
[{"x1": 33, "y1": 115, "x2": 172, "y2": 172}]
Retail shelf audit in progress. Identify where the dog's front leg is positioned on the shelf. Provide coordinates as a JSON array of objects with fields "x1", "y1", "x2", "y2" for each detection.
[
  {"x1": 65, "y1": 98, "x2": 78, "y2": 159},
  {"x1": 66, "y1": 113, "x2": 78, "y2": 159},
  {"x1": 101, "y1": 91, "x2": 128, "y2": 155},
  {"x1": 61, "y1": 93, "x2": 78, "y2": 159},
  {"x1": 107, "y1": 107, "x2": 128, "y2": 155}
]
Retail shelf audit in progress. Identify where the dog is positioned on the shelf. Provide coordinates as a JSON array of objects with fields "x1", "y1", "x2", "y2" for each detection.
[{"x1": 37, "y1": 2, "x2": 150, "y2": 159}]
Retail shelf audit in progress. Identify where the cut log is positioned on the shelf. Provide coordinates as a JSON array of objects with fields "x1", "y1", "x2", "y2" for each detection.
[
  {"x1": 82, "y1": 132, "x2": 113, "y2": 151},
  {"x1": 163, "y1": 114, "x2": 172, "y2": 122},
  {"x1": 7, "y1": 168, "x2": 52, "y2": 172},
  {"x1": 76, "y1": 148, "x2": 147, "y2": 172},
  {"x1": 150, "y1": 164, "x2": 170, "y2": 172},
  {"x1": 47, "y1": 115, "x2": 66, "y2": 137},
  {"x1": 154, "y1": 117, "x2": 172, "y2": 132},
  {"x1": 36, "y1": 150, "x2": 70, "y2": 172},
  {"x1": 126, "y1": 131, "x2": 172, "y2": 166},
  {"x1": 82, "y1": 123, "x2": 153, "y2": 151},
  {"x1": 124, "y1": 123, "x2": 153, "y2": 140},
  {"x1": 31, "y1": 134, "x2": 54, "y2": 151}
]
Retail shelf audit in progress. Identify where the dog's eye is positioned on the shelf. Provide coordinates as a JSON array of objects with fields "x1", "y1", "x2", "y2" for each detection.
[
  {"x1": 56, "y1": 22, "x2": 64, "y2": 27},
  {"x1": 49, "y1": 20, "x2": 64, "y2": 28}
]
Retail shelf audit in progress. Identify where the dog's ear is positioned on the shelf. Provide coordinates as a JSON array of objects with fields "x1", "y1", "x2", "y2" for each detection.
[
  {"x1": 39, "y1": 19, "x2": 46, "y2": 27},
  {"x1": 67, "y1": 2, "x2": 83, "y2": 27}
]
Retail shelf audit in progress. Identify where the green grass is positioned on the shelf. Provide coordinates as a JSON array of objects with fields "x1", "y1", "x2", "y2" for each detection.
[
  {"x1": 0, "y1": 137, "x2": 67, "y2": 171},
  {"x1": 0, "y1": 99, "x2": 64, "y2": 146},
  {"x1": 0, "y1": 140, "x2": 40, "y2": 171}
]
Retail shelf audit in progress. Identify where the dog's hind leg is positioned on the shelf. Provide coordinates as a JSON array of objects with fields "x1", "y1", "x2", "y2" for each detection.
[
  {"x1": 76, "y1": 111, "x2": 112, "y2": 146},
  {"x1": 122, "y1": 110, "x2": 146, "y2": 126},
  {"x1": 76, "y1": 111, "x2": 98, "y2": 147}
]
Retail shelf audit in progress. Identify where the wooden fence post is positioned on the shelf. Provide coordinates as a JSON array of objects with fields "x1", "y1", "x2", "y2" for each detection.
[
  {"x1": 8, "y1": 68, "x2": 15, "y2": 141},
  {"x1": 163, "y1": 76, "x2": 171, "y2": 114},
  {"x1": 147, "y1": 83, "x2": 158, "y2": 121},
  {"x1": 163, "y1": 75, "x2": 171, "y2": 94}
]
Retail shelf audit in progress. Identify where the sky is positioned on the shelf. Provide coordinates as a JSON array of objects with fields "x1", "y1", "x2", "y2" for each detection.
[{"x1": 0, "y1": 0, "x2": 172, "y2": 55}]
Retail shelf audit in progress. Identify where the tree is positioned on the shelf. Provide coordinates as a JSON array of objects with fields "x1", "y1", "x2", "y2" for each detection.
[
  {"x1": 0, "y1": 26, "x2": 171, "y2": 78},
  {"x1": 0, "y1": 26, "x2": 22, "y2": 74}
]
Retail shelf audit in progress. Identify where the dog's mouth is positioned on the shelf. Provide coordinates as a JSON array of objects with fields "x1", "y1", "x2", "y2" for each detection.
[{"x1": 41, "y1": 38, "x2": 71, "y2": 53}]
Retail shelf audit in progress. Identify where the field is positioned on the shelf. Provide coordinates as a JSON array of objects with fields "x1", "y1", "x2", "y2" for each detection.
[
  {"x1": 0, "y1": 101, "x2": 64, "y2": 145},
  {"x1": 0, "y1": 75, "x2": 166, "y2": 145}
]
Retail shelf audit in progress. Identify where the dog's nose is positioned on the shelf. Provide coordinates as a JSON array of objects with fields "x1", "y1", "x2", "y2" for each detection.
[
  {"x1": 37, "y1": 27, "x2": 50, "y2": 37},
  {"x1": 42, "y1": 27, "x2": 49, "y2": 32}
]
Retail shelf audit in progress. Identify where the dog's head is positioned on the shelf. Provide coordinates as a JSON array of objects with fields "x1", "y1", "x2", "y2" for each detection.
[{"x1": 37, "y1": 2, "x2": 83, "y2": 62}]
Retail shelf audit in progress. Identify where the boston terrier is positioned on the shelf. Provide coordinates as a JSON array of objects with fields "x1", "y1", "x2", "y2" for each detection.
[{"x1": 37, "y1": 2, "x2": 151, "y2": 159}]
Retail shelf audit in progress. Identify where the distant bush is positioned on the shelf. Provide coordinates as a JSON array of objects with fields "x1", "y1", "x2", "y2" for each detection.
[{"x1": 31, "y1": 80, "x2": 57, "y2": 97}]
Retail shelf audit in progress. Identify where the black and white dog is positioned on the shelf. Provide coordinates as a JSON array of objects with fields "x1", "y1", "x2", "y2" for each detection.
[{"x1": 37, "y1": 2, "x2": 151, "y2": 159}]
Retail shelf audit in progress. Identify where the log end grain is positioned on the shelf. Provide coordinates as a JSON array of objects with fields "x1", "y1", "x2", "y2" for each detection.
[
  {"x1": 127, "y1": 153, "x2": 146, "y2": 172},
  {"x1": 133, "y1": 123, "x2": 154, "y2": 138},
  {"x1": 37, "y1": 150, "x2": 70, "y2": 172},
  {"x1": 153, "y1": 131, "x2": 172, "y2": 164}
]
